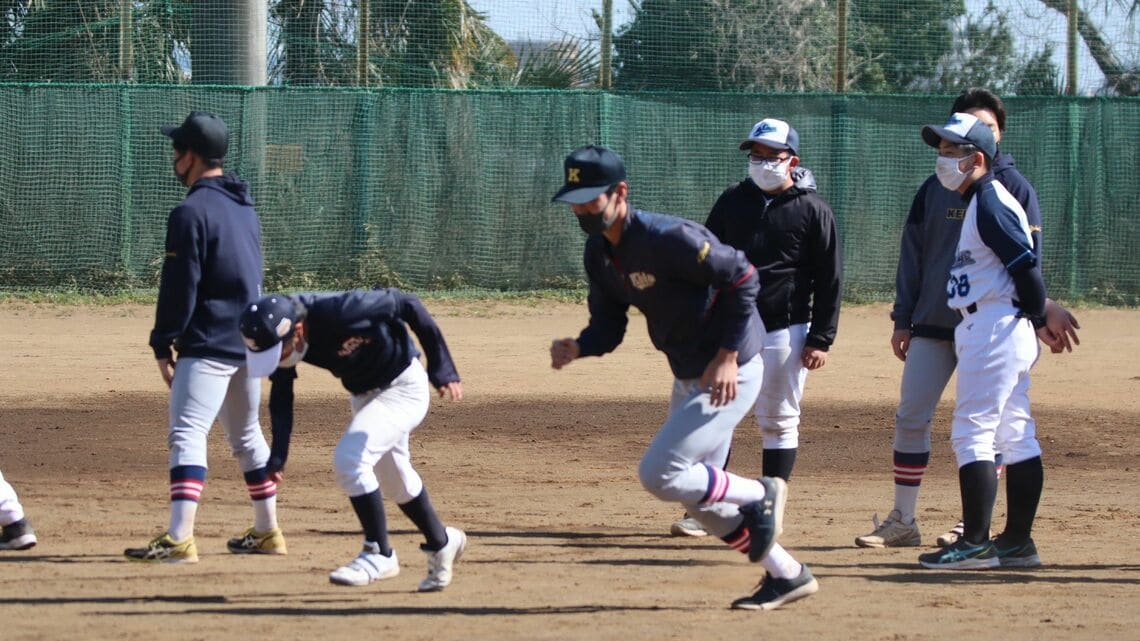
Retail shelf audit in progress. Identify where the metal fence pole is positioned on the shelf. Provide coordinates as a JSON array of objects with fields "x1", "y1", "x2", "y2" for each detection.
[
  {"x1": 835, "y1": 0, "x2": 847, "y2": 93},
  {"x1": 359, "y1": 0, "x2": 370, "y2": 86},
  {"x1": 600, "y1": 0, "x2": 613, "y2": 89},
  {"x1": 1066, "y1": 0, "x2": 1078, "y2": 95}
]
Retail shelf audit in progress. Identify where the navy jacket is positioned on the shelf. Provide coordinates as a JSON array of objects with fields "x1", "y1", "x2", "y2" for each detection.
[
  {"x1": 265, "y1": 289, "x2": 460, "y2": 471},
  {"x1": 576, "y1": 209, "x2": 763, "y2": 380},
  {"x1": 704, "y1": 172, "x2": 842, "y2": 351},
  {"x1": 149, "y1": 173, "x2": 263, "y2": 363}
]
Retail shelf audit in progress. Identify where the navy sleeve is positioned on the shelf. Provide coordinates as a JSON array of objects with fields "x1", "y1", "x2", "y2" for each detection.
[
  {"x1": 976, "y1": 187, "x2": 1037, "y2": 274},
  {"x1": 665, "y1": 226, "x2": 759, "y2": 353},
  {"x1": 266, "y1": 367, "x2": 297, "y2": 473},
  {"x1": 1010, "y1": 267, "x2": 1047, "y2": 321},
  {"x1": 576, "y1": 248, "x2": 630, "y2": 357},
  {"x1": 149, "y1": 205, "x2": 203, "y2": 359},
  {"x1": 805, "y1": 201, "x2": 842, "y2": 350},
  {"x1": 891, "y1": 182, "x2": 930, "y2": 330},
  {"x1": 396, "y1": 292, "x2": 461, "y2": 388},
  {"x1": 997, "y1": 169, "x2": 1044, "y2": 262}
]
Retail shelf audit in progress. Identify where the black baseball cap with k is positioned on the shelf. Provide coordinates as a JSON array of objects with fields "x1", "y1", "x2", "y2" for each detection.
[
  {"x1": 551, "y1": 145, "x2": 627, "y2": 205},
  {"x1": 161, "y1": 110, "x2": 229, "y2": 162}
]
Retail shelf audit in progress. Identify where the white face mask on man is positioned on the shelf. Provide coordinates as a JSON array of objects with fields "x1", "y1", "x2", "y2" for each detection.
[
  {"x1": 748, "y1": 158, "x2": 790, "y2": 192},
  {"x1": 935, "y1": 154, "x2": 974, "y2": 191}
]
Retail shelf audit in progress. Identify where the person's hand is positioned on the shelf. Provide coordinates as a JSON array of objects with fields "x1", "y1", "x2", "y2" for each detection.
[
  {"x1": 156, "y1": 358, "x2": 175, "y2": 388},
  {"x1": 699, "y1": 349, "x2": 739, "y2": 407},
  {"x1": 801, "y1": 347, "x2": 828, "y2": 370},
  {"x1": 1036, "y1": 326, "x2": 1064, "y2": 353},
  {"x1": 437, "y1": 381, "x2": 463, "y2": 401},
  {"x1": 550, "y1": 338, "x2": 580, "y2": 370},
  {"x1": 267, "y1": 459, "x2": 284, "y2": 484},
  {"x1": 1044, "y1": 299, "x2": 1080, "y2": 353},
  {"x1": 890, "y1": 329, "x2": 911, "y2": 361}
]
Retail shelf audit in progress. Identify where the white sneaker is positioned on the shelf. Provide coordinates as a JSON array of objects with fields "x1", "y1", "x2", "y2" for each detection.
[
  {"x1": 670, "y1": 516, "x2": 708, "y2": 538},
  {"x1": 329, "y1": 542, "x2": 400, "y2": 586},
  {"x1": 418, "y1": 527, "x2": 467, "y2": 592},
  {"x1": 854, "y1": 510, "x2": 921, "y2": 548},
  {"x1": 936, "y1": 522, "x2": 965, "y2": 547}
]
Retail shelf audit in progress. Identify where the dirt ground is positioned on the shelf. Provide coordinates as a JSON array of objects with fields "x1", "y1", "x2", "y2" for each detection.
[{"x1": 0, "y1": 301, "x2": 1137, "y2": 641}]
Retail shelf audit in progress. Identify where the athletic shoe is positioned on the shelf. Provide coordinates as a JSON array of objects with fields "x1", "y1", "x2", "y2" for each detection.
[
  {"x1": 731, "y1": 565, "x2": 819, "y2": 611},
  {"x1": 124, "y1": 533, "x2": 198, "y2": 563},
  {"x1": 329, "y1": 542, "x2": 400, "y2": 586},
  {"x1": 739, "y1": 476, "x2": 787, "y2": 562},
  {"x1": 918, "y1": 538, "x2": 999, "y2": 570},
  {"x1": 854, "y1": 510, "x2": 921, "y2": 548},
  {"x1": 0, "y1": 519, "x2": 37, "y2": 551},
  {"x1": 670, "y1": 516, "x2": 708, "y2": 538},
  {"x1": 936, "y1": 521, "x2": 965, "y2": 547},
  {"x1": 417, "y1": 526, "x2": 467, "y2": 592},
  {"x1": 226, "y1": 527, "x2": 288, "y2": 555},
  {"x1": 992, "y1": 534, "x2": 1041, "y2": 568}
]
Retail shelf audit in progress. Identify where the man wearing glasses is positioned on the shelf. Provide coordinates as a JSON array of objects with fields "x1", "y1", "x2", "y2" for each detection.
[{"x1": 672, "y1": 118, "x2": 841, "y2": 540}]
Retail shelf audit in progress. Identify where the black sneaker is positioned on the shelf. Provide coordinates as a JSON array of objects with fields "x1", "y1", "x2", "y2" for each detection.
[
  {"x1": 992, "y1": 534, "x2": 1041, "y2": 568},
  {"x1": 740, "y1": 476, "x2": 787, "y2": 562},
  {"x1": 0, "y1": 519, "x2": 37, "y2": 551},
  {"x1": 918, "y1": 537, "x2": 999, "y2": 570},
  {"x1": 731, "y1": 565, "x2": 819, "y2": 611}
]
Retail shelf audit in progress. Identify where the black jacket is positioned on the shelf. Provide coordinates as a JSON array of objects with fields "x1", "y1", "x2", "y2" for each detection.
[
  {"x1": 149, "y1": 173, "x2": 263, "y2": 363},
  {"x1": 704, "y1": 171, "x2": 842, "y2": 351}
]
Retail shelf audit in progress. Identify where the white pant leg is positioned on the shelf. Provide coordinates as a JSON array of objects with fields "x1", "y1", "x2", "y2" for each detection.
[
  {"x1": 334, "y1": 360, "x2": 430, "y2": 497},
  {"x1": 639, "y1": 356, "x2": 764, "y2": 536},
  {"x1": 0, "y1": 468, "x2": 26, "y2": 526},
  {"x1": 216, "y1": 363, "x2": 269, "y2": 473},
  {"x1": 894, "y1": 337, "x2": 957, "y2": 453},
  {"x1": 951, "y1": 308, "x2": 1039, "y2": 466},
  {"x1": 754, "y1": 325, "x2": 808, "y2": 450},
  {"x1": 995, "y1": 342, "x2": 1043, "y2": 466},
  {"x1": 168, "y1": 357, "x2": 239, "y2": 469}
]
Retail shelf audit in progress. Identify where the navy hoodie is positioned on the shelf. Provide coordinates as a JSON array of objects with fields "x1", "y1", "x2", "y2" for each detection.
[{"x1": 149, "y1": 173, "x2": 263, "y2": 363}]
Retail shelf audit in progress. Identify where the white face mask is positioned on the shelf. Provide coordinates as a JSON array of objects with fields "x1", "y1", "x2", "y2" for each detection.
[
  {"x1": 748, "y1": 158, "x2": 789, "y2": 192},
  {"x1": 935, "y1": 155, "x2": 973, "y2": 191},
  {"x1": 280, "y1": 339, "x2": 308, "y2": 368}
]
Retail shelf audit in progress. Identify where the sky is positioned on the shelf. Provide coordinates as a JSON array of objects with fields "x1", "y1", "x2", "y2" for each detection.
[{"x1": 468, "y1": 0, "x2": 1137, "y2": 95}]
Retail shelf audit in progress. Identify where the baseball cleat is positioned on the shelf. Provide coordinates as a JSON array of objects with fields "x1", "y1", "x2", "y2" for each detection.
[
  {"x1": 992, "y1": 534, "x2": 1041, "y2": 568},
  {"x1": 418, "y1": 526, "x2": 467, "y2": 592},
  {"x1": 731, "y1": 565, "x2": 819, "y2": 611},
  {"x1": 854, "y1": 510, "x2": 921, "y2": 548},
  {"x1": 329, "y1": 542, "x2": 399, "y2": 586},
  {"x1": 227, "y1": 527, "x2": 287, "y2": 555},
  {"x1": 936, "y1": 521, "x2": 965, "y2": 547},
  {"x1": 670, "y1": 516, "x2": 708, "y2": 538},
  {"x1": 124, "y1": 532, "x2": 199, "y2": 563},
  {"x1": 0, "y1": 519, "x2": 37, "y2": 551},
  {"x1": 740, "y1": 476, "x2": 787, "y2": 563},
  {"x1": 918, "y1": 538, "x2": 999, "y2": 570}
]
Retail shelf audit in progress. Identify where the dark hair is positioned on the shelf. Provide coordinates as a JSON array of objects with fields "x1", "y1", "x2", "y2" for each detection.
[
  {"x1": 951, "y1": 88, "x2": 1006, "y2": 132},
  {"x1": 950, "y1": 143, "x2": 991, "y2": 170}
]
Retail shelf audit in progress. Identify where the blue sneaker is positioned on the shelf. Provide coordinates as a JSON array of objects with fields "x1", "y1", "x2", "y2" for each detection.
[
  {"x1": 731, "y1": 565, "x2": 819, "y2": 611},
  {"x1": 918, "y1": 538, "x2": 999, "y2": 570},
  {"x1": 740, "y1": 476, "x2": 787, "y2": 563},
  {"x1": 992, "y1": 535, "x2": 1041, "y2": 568}
]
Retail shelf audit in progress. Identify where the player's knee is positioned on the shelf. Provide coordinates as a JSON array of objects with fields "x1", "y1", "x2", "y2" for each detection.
[
  {"x1": 760, "y1": 422, "x2": 799, "y2": 450},
  {"x1": 637, "y1": 456, "x2": 675, "y2": 500}
]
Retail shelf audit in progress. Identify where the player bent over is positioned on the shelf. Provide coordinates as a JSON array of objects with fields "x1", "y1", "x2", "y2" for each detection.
[
  {"x1": 915, "y1": 113, "x2": 1064, "y2": 569},
  {"x1": 240, "y1": 290, "x2": 467, "y2": 591},
  {"x1": 549, "y1": 145, "x2": 817, "y2": 610},
  {"x1": 0, "y1": 468, "x2": 36, "y2": 550}
]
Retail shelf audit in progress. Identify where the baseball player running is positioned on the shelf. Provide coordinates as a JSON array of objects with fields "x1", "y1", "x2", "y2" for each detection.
[
  {"x1": 856, "y1": 90, "x2": 1079, "y2": 550},
  {"x1": 240, "y1": 289, "x2": 466, "y2": 591},
  {"x1": 913, "y1": 113, "x2": 1063, "y2": 569},
  {"x1": 126, "y1": 111, "x2": 285, "y2": 563},
  {"x1": 0, "y1": 469, "x2": 36, "y2": 550},
  {"x1": 549, "y1": 145, "x2": 816, "y2": 610}
]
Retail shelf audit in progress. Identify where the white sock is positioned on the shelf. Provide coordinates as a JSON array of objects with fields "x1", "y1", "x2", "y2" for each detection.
[
  {"x1": 721, "y1": 473, "x2": 766, "y2": 505},
  {"x1": 168, "y1": 500, "x2": 198, "y2": 541},
  {"x1": 253, "y1": 496, "x2": 278, "y2": 532},
  {"x1": 761, "y1": 543, "x2": 802, "y2": 579},
  {"x1": 894, "y1": 485, "x2": 921, "y2": 523}
]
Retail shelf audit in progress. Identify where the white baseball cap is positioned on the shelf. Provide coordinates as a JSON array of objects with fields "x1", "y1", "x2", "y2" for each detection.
[{"x1": 739, "y1": 118, "x2": 800, "y2": 155}]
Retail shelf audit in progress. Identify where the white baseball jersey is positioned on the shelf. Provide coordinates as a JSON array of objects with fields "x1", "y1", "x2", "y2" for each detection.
[{"x1": 947, "y1": 177, "x2": 1034, "y2": 310}]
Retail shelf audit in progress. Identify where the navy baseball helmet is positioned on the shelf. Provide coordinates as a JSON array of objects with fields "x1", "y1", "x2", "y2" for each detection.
[
  {"x1": 921, "y1": 112, "x2": 996, "y2": 159},
  {"x1": 161, "y1": 111, "x2": 230, "y2": 162},
  {"x1": 551, "y1": 145, "x2": 627, "y2": 205},
  {"x1": 240, "y1": 295, "x2": 301, "y2": 378}
]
